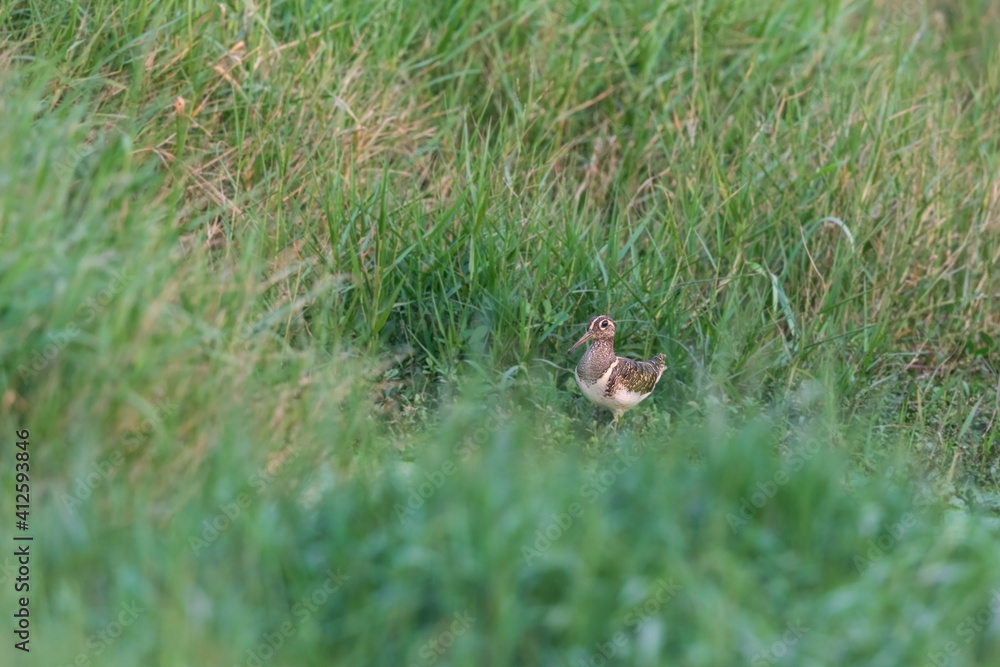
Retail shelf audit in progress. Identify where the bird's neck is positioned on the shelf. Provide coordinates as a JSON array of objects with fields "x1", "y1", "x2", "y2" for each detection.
[{"x1": 578, "y1": 338, "x2": 616, "y2": 383}]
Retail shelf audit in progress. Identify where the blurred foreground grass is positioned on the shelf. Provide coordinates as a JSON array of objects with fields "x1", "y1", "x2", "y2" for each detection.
[{"x1": 3, "y1": 0, "x2": 1000, "y2": 664}]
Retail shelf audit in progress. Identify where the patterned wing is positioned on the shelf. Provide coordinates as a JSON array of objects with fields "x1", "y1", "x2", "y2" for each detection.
[{"x1": 604, "y1": 354, "x2": 666, "y2": 397}]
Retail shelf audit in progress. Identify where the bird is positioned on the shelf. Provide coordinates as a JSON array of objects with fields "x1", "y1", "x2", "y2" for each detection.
[{"x1": 568, "y1": 315, "x2": 666, "y2": 427}]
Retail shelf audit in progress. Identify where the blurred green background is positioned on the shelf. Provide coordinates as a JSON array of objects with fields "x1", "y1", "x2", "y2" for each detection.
[{"x1": 3, "y1": 0, "x2": 1000, "y2": 664}]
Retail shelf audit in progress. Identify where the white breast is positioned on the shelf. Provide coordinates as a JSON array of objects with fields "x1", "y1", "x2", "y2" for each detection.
[{"x1": 605, "y1": 385, "x2": 653, "y2": 409}]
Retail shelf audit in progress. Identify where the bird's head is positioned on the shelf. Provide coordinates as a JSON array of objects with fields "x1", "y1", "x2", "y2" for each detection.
[{"x1": 568, "y1": 315, "x2": 616, "y2": 353}]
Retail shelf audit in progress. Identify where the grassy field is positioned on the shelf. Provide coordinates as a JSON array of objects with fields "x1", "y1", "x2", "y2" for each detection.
[{"x1": 3, "y1": 0, "x2": 1000, "y2": 664}]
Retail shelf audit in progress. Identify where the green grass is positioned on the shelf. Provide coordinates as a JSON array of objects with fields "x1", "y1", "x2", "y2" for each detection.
[{"x1": 3, "y1": 0, "x2": 1000, "y2": 664}]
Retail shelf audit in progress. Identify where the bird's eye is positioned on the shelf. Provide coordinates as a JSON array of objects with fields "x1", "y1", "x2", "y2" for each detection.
[{"x1": 600, "y1": 320, "x2": 608, "y2": 328}]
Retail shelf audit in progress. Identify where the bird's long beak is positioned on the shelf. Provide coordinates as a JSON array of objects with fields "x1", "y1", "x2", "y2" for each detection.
[{"x1": 568, "y1": 330, "x2": 594, "y2": 354}]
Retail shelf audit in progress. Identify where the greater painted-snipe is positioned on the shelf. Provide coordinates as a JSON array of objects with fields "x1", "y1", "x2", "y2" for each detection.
[{"x1": 568, "y1": 315, "x2": 665, "y2": 427}]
